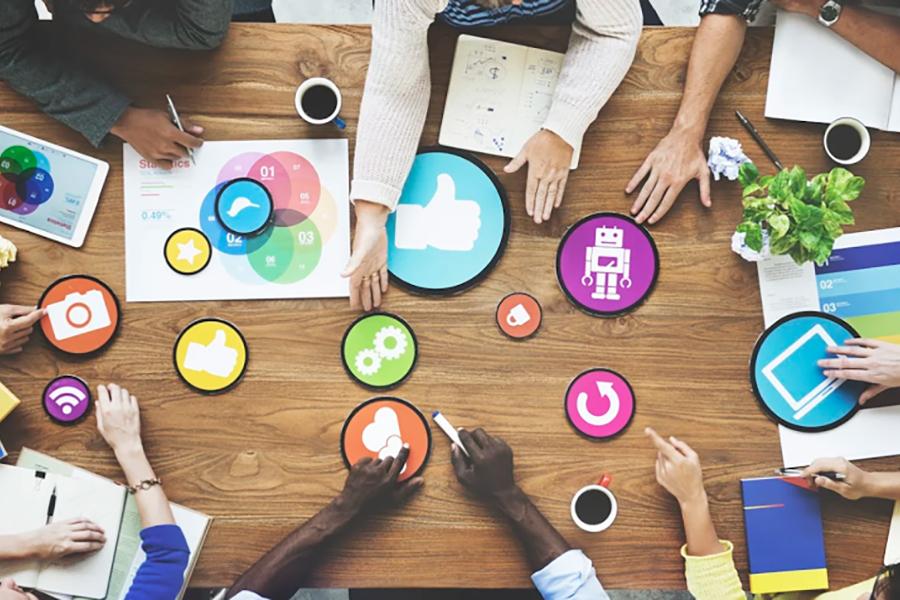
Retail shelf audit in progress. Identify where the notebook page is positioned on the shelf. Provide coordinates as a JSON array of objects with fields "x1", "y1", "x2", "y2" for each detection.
[
  {"x1": 0, "y1": 465, "x2": 52, "y2": 586},
  {"x1": 887, "y1": 76, "x2": 900, "y2": 133},
  {"x1": 36, "y1": 476, "x2": 125, "y2": 599},
  {"x1": 765, "y1": 11, "x2": 894, "y2": 129}
]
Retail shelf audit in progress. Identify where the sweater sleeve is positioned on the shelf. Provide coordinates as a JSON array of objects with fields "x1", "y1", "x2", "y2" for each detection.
[
  {"x1": 0, "y1": 0, "x2": 131, "y2": 147},
  {"x1": 108, "y1": 0, "x2": 233, "y2": 50},
  {"x1": 124, "y1": 524, "x2": 191, "y2": 600},
  {"x1": 681, "y1": 540, "x2": 748, "y2": 600},
  {"x1": 542, "y1": 0, "x2": 641, "y2": 151},
  {"x1": 350, "y1": 0, "x2": 445, "y2": 211}
]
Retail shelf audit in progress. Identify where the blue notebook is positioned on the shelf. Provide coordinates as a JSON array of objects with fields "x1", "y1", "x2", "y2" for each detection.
[{"x1": 741, "y1": 476, "x2": 829, "y2": 594}]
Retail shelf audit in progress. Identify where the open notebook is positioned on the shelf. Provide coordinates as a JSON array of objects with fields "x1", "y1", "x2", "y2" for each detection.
[
  {"x1": 440, "y1": 34, "x2": 582, "y2": 168},
  {"x1": 17, "y1": 448, "x2": 212, "y2": 600},
  {"x1": 0, "y1": 464, "x2": 126, "y2": 599},
  {"x1": 766, "y1": 10, "x2": 900, "y2": 132}
]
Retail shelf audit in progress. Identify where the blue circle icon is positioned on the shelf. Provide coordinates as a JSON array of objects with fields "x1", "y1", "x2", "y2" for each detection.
[
  {"x1": 215, "y1": 178, "x2": 274, "y2": 237},
  {"x1": 751, "y1": 311, "x2": 865, "y2": 432},
  {"x1": 386, "y1": 149, "x2": 509, "y2": 295}
]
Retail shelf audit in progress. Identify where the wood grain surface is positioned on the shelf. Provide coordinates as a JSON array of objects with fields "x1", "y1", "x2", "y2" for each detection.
[{"x1": 1, "y1": 23, "x2": 899, "y2": 590}]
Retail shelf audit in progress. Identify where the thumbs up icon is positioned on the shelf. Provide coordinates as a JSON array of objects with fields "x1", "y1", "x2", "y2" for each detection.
[
  {"x1": 183, "y1": 329, "x2": 239, "y2": 378},
  {"x1": 394, "y1": 173, "x2": 482, "y2": 251}
]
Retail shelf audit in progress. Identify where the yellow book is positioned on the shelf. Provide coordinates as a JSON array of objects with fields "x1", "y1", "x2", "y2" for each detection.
[{"x1": 0, "y1": 381, "x2": 20, "y2": 422}]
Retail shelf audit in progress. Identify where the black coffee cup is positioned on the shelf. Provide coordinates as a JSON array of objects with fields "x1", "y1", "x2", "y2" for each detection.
[
  {"x1": 824, "y1": 117, "x2": 870, "y2": 165},
  {"x1": 570, "y1": 474, "x2": 617, "y2": 533}
]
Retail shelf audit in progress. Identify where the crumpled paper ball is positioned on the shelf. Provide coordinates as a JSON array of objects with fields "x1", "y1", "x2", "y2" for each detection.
[
  {"x1": 0, "y1": 236, "x2": 16, "y2": 269},
  {"x1": 731, "y1": 230, "x2": 770, "y2": 262},
  {"x1": 708, "y1": 136, "x2": 750, "y2": 182}
]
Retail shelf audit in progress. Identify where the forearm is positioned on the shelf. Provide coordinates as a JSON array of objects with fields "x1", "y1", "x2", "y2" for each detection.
[
  {"x1": 670, "y1": 15, "x2": 747, "y2": 141},
  {"x1": 863, "y1": 471, "x2": 900, "y2": 501},
  {"x1": 350, "y1": 0, "x2": 435, "y2": 210},
  {"x1": 227, "y1": 495, "x2": 360, "y2": 599},
  {"x1": 115, "y1": 447, "x2": 176, "y2": 528},
  {"x1": 679, "y1": 493, "x2": 725, "y2": 557},
  {"x1": 829, "y1": 6, "x2": 900, "y2": 72},
  {"x1": 544, "y1": 0, "x2": 641, "y2": 148},
  {"x1": 492, "y1": 486, "x2": 571, "y2": 572},
  {"x1": 0, "y1": 533, "x2": 35, "y2": 560}
]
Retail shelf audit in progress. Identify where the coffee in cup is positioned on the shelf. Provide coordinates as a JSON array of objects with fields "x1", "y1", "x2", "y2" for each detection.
[
  {"x1": 824, "y1": 117, "x2": 870, "y2": 165},
  {"x1": 295, "y1": 77, "x2": 345, "y2": 129},
  {"x1": 571, "y1": 475, "x2": 617, "y2": 533}
]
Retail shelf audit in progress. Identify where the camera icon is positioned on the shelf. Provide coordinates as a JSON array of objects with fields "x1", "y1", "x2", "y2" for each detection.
[{"x1": 46, "y1": 290, "x2": 112, "y2": 341}]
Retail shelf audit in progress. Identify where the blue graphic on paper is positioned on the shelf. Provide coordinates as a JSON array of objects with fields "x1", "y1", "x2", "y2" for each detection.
[
  {"x1": 386, "y1": 151, "x2": 507, "y2": 293},
  {"x1": 753, "y1": 313, "x2": 865, "y2": 431},
  {"x1": 215, "y1": 178, "x2": 273, "y2": 236}
]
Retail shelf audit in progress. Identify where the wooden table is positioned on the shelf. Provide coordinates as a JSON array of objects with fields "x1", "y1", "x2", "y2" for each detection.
[{"x1": 1, "y1": 23, "x2": 899, "y2": 591}]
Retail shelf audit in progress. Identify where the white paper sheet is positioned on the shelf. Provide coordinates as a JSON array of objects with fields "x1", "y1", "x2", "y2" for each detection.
[
  {"x1": 779, "y1": 406, "x2": 900, "y2": 467},
  {"x1": 439, "y1": 35, "x2": 581, "y2": 168},
  {"x1": 886, "y1": 501, "x2": 900, "y2": 566},
  {"x1": 765, "y1": 11, "x2": 899, "y2": 132},
  {"x1": 124, "y1": 139, "x2": 350, "y2": 302}
]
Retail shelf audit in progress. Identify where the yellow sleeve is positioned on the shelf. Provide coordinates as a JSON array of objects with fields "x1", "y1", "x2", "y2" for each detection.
[{"x1": 681, "y1": 540, "x2": 748, "y2": 600}]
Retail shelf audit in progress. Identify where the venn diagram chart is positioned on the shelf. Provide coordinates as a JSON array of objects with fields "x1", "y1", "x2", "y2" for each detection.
[{"x1": 123, "y1": 140, "x2": 350, "y2": 302}]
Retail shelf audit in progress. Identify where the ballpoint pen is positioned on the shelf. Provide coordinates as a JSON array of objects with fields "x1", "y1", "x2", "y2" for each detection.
[
  {"x1": 736, "y1": 110, "x2": 784, "y2": 171},
  {"x1": 166, "y1": 93, "x2": 196, "y2": 166}
]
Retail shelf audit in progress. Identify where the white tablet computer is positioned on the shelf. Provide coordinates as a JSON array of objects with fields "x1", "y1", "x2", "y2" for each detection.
[{"x1": 0, "y1": 125, "x2": 109, "y2": 248}]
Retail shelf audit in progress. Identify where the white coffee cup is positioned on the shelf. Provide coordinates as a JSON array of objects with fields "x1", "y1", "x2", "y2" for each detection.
[
  {"x1": 570, "y1": 475, "x2": 617, "y2": 533},
  {"x1": 294, "y1": 77, "x2": 345, "y2": 128},
  {"x1": 506, "y1": 303, "x2": 531, "y2": 327},
  {"x1": 823, "y1": 117, "x2": 870, "y2": 166}
]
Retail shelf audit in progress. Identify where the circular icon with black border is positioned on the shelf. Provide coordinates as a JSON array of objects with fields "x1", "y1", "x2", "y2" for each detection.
[
  {"x1": 173, "y1": 318, "x2": 249, "y2": 394},
  {"x1": 556, "y1": 212, "x2": 659, "y2": 317},
  {"x1": 564, "y1": 368, "x2": 636, "y2": 440},
  {"x1": 42, "y1": 375, "x2": 91, "y2": 425},
  {"x1": 164, "y1": 228, "x2": 212, "y2": 275},
  {"x1": 750, "y1": 311, "x2": 864, "y2": 432},
  {"x1": 341, "y1": 312, "x2": 417, "y2": 390},
  {"x1": 386, "y1": 147, "x2": 510, "y2": 296},
  {"x1": 340, "y1": 397, "x2": 431, "y2": 482},
  {"x1": 38, "y1": 274, "x2": 121, "y2": 356},
  {"x1": 215, "y1": 177, "x2": 274, "y2": 237},
  {"x1": 496, "y1": 292, "x2": 542, "y2": 340}
]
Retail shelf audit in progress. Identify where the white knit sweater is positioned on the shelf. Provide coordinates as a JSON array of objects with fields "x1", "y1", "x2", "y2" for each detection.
[{"x1": 351, "y1": 0, "x2": 642, "y2": 210}]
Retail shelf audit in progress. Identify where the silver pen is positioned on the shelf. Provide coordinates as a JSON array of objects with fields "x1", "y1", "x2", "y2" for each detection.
[{"x1": 165, "y1": 93, "x2": 196, "y2": 166}]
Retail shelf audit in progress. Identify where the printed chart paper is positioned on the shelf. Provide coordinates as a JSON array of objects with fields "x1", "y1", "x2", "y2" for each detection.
[
  {"x1": 757, "y1": 228, "x2": 900, "y2": 465},
  {"x1": 124, "y1": 139, "x2": 350, "y2": 302}
]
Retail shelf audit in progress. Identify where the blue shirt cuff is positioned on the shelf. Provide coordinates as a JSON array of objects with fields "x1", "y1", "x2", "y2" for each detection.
[{"x1": 531, "y1": 549, "x2": 609, "y2": 600}]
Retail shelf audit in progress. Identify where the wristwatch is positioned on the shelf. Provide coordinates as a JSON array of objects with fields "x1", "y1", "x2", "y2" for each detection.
[{"x1": 818, "y1": 0, "x2": 843, "y2": 27}]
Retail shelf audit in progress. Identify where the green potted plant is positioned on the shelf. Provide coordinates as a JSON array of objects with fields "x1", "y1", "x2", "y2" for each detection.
[{"x1": 733, "y1": 163, "x2": 865, "y2": 265}]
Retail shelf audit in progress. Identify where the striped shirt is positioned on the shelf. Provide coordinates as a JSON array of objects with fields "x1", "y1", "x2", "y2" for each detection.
[
  {"x1": 698, "y1": 0, "x2": 763, "y2": 21},
  {"x1": 438, "y1": 0, "x2": 573, "y2": 27}
]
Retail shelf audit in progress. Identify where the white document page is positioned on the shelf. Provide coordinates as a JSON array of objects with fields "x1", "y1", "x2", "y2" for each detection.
[
  {"x1": 440, "y1": 35, "x2": 581, "y2": 168},
  {"x1": 779, "y1": 406, "x2": 900, "y2": 467},
  {"x1": 886, "y1": 501, "x2": 900, "y2": 565},
  {"x1": 36, "y1": 476, "x2": 126, "y2": 599},
  {"x1": 124, "y1": 139, "x2": 350, "y2": 302},
  {"x1": 0, "y1": 465, "x2": 52, "y2": 586},
  {"x1": 757, "y1": 254, "x2": 818, "y2": 326},
  {"x1": 765, "y1": 11, "x2": 897, "y2": 131}
]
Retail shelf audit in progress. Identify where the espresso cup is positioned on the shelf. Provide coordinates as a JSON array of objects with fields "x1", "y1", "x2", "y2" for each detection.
[
  {"x1": 571, "y1": 475, "x2": 617, "y2": 533},
  {"x1": 295, "y1": 77, "x2": 345, "y2": 129},
  {"x1": 506, "y1": 303, "x2": 531, "y2": 327},
  {"x1": 823, "y1": 117, "x2": 870, "y2": 166}
]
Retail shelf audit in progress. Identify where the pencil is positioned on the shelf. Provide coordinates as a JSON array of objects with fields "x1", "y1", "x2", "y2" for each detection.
[{"x1": 736, "y1": 110, "x2": 784, "y2": 171}]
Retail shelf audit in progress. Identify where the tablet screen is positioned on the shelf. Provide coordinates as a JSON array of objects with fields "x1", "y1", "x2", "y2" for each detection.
[{"x1": 0, "y1": 129, "x2": 100, "y2": 241}]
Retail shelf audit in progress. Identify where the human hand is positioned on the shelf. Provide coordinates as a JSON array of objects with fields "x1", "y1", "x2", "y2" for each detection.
[
  {"x1": 802, "y1": 457, "x2": 872, "y2": 500},
  {"x1": 0, "y1": 578, "x2": 38, "y2": 600},
  {"x1": 96, "y1": 383, "x2": 143, "y2": 456},
  {"x1": 110, "y1": 107, "x2": 203, "y2": 170},
  {"x1": 818, "y1": 338, "x2": 900, "y2": 404},
  {"x1": 342, "y1": 201, "x2": 389, "y2": 311},
  {"x1": 626, "y1": 129, "x2": 711, "y2": 225},
  {"x1": 451, "y1": 428, "x2": 517, "y2": 500},
  {"x1": 338, "y1": 445, "x2": 424, "y2": 514},
  {"x1": 24, "y1": 519, "x2": 106, "y2": 560},
  {"x1": 0, "y1": 305, "x2": 44, "y2": 355},
  {"x1": 504, "y1": 129, "x2": 573, "y2": 224},
  {"x1": 646, "y1": 427, "x2": 707, "y2": 508}
]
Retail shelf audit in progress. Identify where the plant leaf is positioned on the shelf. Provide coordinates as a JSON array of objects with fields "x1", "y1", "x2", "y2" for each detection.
[
  {"x1": 738, "y1": 162, "x2": 760, "y2": 188},
  {"x1": 767, "y1": 213, "x2": 790, "y2": 240}
]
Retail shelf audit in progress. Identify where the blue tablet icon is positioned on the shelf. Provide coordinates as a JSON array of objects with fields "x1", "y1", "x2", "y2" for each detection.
[
  {"x1": 751, "y1": 312, "x2": 865, "y2": 431},
  {"x1": 215, "y1": 178, "x2": 274, "y2": 237},
  {"x1": 386, "y1": 149, "x2": 509, "y2": 295}
]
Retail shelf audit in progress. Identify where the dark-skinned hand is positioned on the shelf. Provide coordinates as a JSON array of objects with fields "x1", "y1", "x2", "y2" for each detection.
[
  {"x1": 451, "y1": 428, "x2": 517, "y2": 499},
  {"x1": 339, "y1": 445, "x2": 424, "y2": 513}
]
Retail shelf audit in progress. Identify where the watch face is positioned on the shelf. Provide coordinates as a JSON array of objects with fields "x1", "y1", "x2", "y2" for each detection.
[{"x1": 821, "y1": 4, "x2": 839, "y2": 21}]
